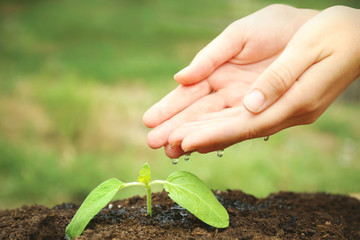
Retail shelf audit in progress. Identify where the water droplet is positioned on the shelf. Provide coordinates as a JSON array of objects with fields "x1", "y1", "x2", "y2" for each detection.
[
  {"x1": 216, "y1": 150, "x2": 224, "y2": 158},
  {"x1": 263, "y1": 136, "x2": 269, "y2": 141},
  {"x1": 108, "y1": 203, "x2": 113, "y2": 209},
  {"x1": 184, "y1": 154, "x2": 191, "y2": 161},
  {"x1": 171, "y1": 158, "x2": 179, "y2": 165}
]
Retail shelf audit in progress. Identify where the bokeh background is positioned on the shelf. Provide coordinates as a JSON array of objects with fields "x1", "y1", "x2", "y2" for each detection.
[{"x1": 1, "y1": 0, "x2": 359, "y2": 209}]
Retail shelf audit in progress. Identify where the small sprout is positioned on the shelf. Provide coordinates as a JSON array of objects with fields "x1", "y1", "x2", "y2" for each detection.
[{"x1": 65, "y1": 163, "x2": 229, "y2": 239}]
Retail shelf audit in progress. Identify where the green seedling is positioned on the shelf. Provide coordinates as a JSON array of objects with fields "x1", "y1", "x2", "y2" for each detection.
[{"x1": 65, "y1": 163, "x2": 229, "y2": 239}]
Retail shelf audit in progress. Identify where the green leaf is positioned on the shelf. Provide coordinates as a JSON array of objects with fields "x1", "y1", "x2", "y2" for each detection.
[
  {"x1": 137, "y1": 162, "x2": 151, "y2": 185},
  {"x1": 164, "y1": 171, "x2": 229, "y2": 228},
  {"x1": 65, "y1": 178, "x2": 125, "y2": 239}
]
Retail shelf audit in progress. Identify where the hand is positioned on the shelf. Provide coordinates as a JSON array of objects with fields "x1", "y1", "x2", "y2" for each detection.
[
  {"x1": 143, "y1": 4, "x2": 317, "y2": 157},
  {"x1": 143, "y1": 5, "x2": 360, "y2": 158}
]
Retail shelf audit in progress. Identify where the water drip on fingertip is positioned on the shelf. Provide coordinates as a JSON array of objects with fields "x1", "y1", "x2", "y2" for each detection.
[
  {"x1": 171, "y1": 158, "x2": 179, "y2": 165},
  {"x1": 216, "y1": 150, "x2": 224, "y2": 158}
]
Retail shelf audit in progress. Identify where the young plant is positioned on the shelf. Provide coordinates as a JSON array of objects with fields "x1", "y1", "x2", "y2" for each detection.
[{"x1": 65, "y1": 163, "x2": 229, "y2": 239}]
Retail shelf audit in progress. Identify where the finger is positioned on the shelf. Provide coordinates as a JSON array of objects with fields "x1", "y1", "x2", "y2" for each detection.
[
  {"x1": 163, "y1": 145, "x2": 185, "y2": 159},
  {"x1": 169, "y1": 119, "x2": 233, "y2": 156},
  {"x1": 285, "y1": 51, "x2": 358, "y2": 123},
  {"x1": 168, "y1": 107, "x2": 244, "y2": 148},
  {"x1": 243, "y1": 30, "x2": 322, "y2": 113},
  {"x1": 146, "y1": 93, "x2": 226, "y2": 149},
  {"x1": 143, "y1": 80, "x2": 211, "y2": 128},
  {"x1": 168, "y1": 118, "x2": 225, "y2": 149},
  {"x1": 180, "y1": 107, "x2": 285, "y2": 153},
  {"x1": 174, "y1": 21, "x2": 245, "y2": 85}
]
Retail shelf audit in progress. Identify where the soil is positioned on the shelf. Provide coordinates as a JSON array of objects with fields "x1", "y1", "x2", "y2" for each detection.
[{"x1": 1, "y1": 190, "x2": 359, "y2": 240}]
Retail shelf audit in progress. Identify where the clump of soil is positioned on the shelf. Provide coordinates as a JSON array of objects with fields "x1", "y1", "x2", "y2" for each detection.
[{"x1": 1, "y1": 190, "x2": 359, "y2": 239}]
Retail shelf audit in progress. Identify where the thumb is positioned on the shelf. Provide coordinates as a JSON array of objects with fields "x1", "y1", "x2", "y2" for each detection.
[
  {"x1": 243, "y1": 40, "x2": 320, "y2": 113},
  {"x1": 174, "y1": 21, "x2": 245, "y2": 85}
]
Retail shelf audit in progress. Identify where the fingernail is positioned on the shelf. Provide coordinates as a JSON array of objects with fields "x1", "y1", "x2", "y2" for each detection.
[
  {"x1": 244, "y1": 90, "x2": 265, "y2": 113},
  {"x1": 174, "y1": 66, "x2": 189, "y2": 79}
]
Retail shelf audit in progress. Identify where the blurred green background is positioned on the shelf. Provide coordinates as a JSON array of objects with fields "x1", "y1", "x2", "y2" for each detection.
[{"x1": 1, "y1": 0, "x2": 359, "y2": 209}]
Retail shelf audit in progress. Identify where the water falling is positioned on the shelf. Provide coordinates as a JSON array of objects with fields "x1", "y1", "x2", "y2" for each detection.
[
  {"x1": 184, "y1": 154, "x2": 191, "y2": 161},
  {"x1": 216, "y1": 150, "x2": 224, "y2": 158},
  {"x1": 263, "y1": 136, "x2": 269, "y2": 141},
  {"x1": 171, "y1": 158, "x2": 179, "y2": 165}
]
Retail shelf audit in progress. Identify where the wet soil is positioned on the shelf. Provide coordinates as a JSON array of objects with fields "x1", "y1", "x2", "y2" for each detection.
[{"x1": 1, "y1": 190, "x2": 359, "y2": 240}]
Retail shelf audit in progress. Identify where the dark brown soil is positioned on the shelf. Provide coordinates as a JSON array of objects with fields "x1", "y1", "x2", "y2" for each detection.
[{"x1": 1, "y1": 190, "x2": 359, "y2": 240}]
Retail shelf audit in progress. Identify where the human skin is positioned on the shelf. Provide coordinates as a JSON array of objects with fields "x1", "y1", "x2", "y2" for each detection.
[{"x1": 143, "y1": 5, "x2": 360, "y2": 158}]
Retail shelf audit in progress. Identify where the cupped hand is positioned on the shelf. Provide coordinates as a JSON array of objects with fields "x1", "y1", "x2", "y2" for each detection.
[
  {"x1": 168, "y1": 6, "x2": 360, "y2": 157},
  {"x1": 143, "y1": 5, "x2": 359, "y2": 158},
  {"x1": 143, "y1": 4, "x2": 317, "y2": 157}
]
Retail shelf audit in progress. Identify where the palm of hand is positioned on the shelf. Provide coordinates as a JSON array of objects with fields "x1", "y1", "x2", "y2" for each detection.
[{"x1": 206, "y1": 53, "x2": 279, "y2": 108}]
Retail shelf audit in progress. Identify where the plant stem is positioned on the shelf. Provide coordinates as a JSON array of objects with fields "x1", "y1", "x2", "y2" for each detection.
[
  {"x1": 125, "y1": 181, "x2": 166, "y2": 217},
  {"x1": 146, "y1": 184, "x2": 152, "y2": 217},
  {"x1": 144, "y1": 180, "x2": 168, "y2": 217}
]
